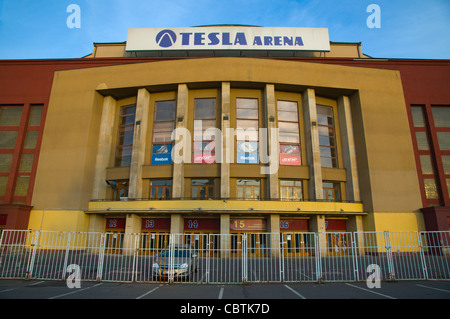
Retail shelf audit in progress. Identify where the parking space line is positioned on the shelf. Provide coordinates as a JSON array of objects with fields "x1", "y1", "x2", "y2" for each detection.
[
  {"x1": 218, "y1": 287, "x2": 224, "y2": 299},
  {"x1": 136, "y1": 285, "x2": 161, "y2": 299},
  {"x1": 28, "y1": 281, "x2": 44, "y2": 286},
  {"x1": 284, "y1": 285, "x2": 306, "y2": 299},
  {"x1": 416, "y1": 284, "x2": 450, "y2": 293},
  {"x1": 48, "y1": 283, "x2": 103, "y2": 299},
  {"x1": 345, "y1": 283, "x2": 396, "y2": 299}
]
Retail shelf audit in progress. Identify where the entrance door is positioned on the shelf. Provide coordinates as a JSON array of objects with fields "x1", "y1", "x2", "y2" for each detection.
[
  {"x1": 281, "y1": 233, "x2": 312, "y2": 257},
  {"x1": 325, "y1": 232, "x2": 350, "y2": 256},
  {"x1": 231, "y1": 232, "x2": 268, "y2": 257},
  {"x1": 140, "y1": 232, "x2": 170, "y2": 255},
  {"x1": 104, "y1": 231, "x2": 124, "y2": 254}
]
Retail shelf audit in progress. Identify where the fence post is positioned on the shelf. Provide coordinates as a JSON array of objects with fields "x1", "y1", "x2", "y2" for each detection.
[
  {"x1": 417, "y1": 232, "x2": 429, "y2": 280},
  {"x1": 279, "y1": 234, "x2": 284, "y2": 282},
  {"x1": 96, "y1": 233, "x2": 106, "y2": 282},
  {"x1": 315, "y1": 233, "x2": 323, "y2": 283},
  {"x1": 132, "y1": 233, "x2": 138, "y2": 282},
  {"x1": 352, "y1": 232, "x2": 360, "y2": 282},
  {"x1": 62, "y1": 232, "x2": 72, "y2": 280},
  {"x1": 26, "y1": 230, "x2": 39, "y2": 280},
  {"x1": 242, "y1": 234, "x2": 247, "y2": 283},
  {"x1": 384, "y1": 231, "x2": 395, "y2": 281}
]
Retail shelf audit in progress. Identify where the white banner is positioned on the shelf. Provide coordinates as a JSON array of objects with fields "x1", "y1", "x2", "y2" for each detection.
[{"x1": 126, "y1": 27, "x2": 330, "y2": 52}]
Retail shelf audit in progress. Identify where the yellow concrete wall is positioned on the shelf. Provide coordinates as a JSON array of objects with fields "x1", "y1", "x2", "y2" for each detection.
[{"x1": 28, "y1": 210, "x2": 89, "y2": 232}]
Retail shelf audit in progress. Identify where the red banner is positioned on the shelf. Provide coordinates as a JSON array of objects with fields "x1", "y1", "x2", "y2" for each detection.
[
  {"x1": 106, "y1": 218, "x2": 126, "y2": 229},
  {"x1": 142, "y1": 218, "x2": 171, "y2": 230},
  {"x1": 184, "y1": 218, "x2": 220, "y2": 231},
  {"x1": 230, "y1": 218, "x2": 267, "y2": 231},
  {"x1": 280, "y1": 219, "x2": 309, "y2": 231},
  {"x1": 325, "y1": 219, "x2": 347, "y2": 231}
]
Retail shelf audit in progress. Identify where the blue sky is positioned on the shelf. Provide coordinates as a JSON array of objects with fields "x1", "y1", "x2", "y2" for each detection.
[{"x1": 0, "y1": 0, "x2": 449, "y2": 59}]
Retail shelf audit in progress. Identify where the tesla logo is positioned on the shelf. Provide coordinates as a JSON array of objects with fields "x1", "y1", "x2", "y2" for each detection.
[{"x1": 156, "y1": 29, "x2": 177, "y2": 48}]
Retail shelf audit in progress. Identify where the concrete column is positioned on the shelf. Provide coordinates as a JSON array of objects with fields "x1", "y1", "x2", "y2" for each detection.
[
  {"x1": 221, "y1": 82, "x2": 231, "y2": 199},
  {"x1": 220, "y1": 214, "x2": 230, "y2": 257},
  {"x1": 309, "y1": 215, "x2": 327, "y2": 257},
  {"x1": 337, "y1": 95, "x2": 360, "y2": 202},
  {"x1": 87, "y1": 214, "x2": 106, "y2": 254},
  {"x1": 170, "y1": 214, "x2": 184, "y2": 235},
  {"x1": 129, "y1": 88, "x2": 150, "y2": 199},
  {"x1": 267, "y1": 214, "x2": 280, "y2": 257},
  {"x1": 123, "y1": 213, "x2": 141, "y2": 255},
  {"x1": 264, "y1": 84, "x2": 279, "y2": 199},
  {"x1": 92, "y1": 95, "x2": 117, "y2": 200},
  {"x1": 347, "y1": 215, "x2": 365, "y2": 254},
  {"x1": 303, "y1": 88, "x2": 323, "y2": 200},
  {"x1": 172, "y1": 84, "x2": 189, "y2": 199}
]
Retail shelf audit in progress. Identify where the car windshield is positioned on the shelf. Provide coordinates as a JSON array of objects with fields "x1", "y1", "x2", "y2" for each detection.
[{"x1": 159, "y1": 250, "x2": 191, "y2": 257}]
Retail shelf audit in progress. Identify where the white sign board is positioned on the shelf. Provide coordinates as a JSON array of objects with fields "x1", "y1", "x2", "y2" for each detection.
[{"x1": 126, "y1": 27, "x2": 330, "y2": 52}]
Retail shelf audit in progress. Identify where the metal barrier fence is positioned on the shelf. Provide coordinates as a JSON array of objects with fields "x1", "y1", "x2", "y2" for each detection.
[{"x1": 0, "y1": 230, "x2": 449, "y2": 284}]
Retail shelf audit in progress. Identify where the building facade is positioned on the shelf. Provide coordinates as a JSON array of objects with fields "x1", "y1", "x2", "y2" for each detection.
[{"x1": 1, "y1": 26, "x2": 449, "y2": 245}]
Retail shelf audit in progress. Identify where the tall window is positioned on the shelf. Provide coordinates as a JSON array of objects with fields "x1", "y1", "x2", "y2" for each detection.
[
  {"x1": 151, "y1": 100, "x2": 175, "y2": 165},
  {"x1": 280, "y1": 180, "x2": 303, "y2": 201},
  {"x1": 150, "y1": 180, "x2": 172, "y2": 200},
  {"x1": 432, "y1": 106, "x2": 450, "y2": 199},
  {"x1": 236, "y1": 98, "x2": 259, "y2": 164},
  {"x1": 317, "y1": 105, "x2": 338, "y2": 168},
  {"x1": 323, "y1": 182, "x2": 340, "y2": 202},
  {"x1": 115, "y1": 104, "x2": 136, "y2": 167},
  {"x1": 193, "y1": 99, "x2": 216, "y2": 163},
  {"x1": 0, "y1": 104, "x2": 43, "y2": 205},
  {"x1": 237, "y1": 179, "x2": 260, "y2": 200},
  {"x1": 108, "y1": 180, "x2": 129, "y2": 201},
  {"x1": 192, "y1": 179, "x2": 214, "y2": 200},
  {"x1": 411, "y1": 105, "x2": 440, "y2": 204},
  {"x1": 278, "y1": 101, "x2": 301, "y2": 165}
]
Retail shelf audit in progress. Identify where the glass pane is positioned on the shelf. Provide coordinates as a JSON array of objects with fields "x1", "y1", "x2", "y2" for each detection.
[
  {"x1": 432, "y1": 107, "x2": 450, "y2": 127},
  {"x1": 279, "y1": 132, "x2": 300, "y2": 143},
  {"x1": 278, "y1": 101, "x2": 298, "y2": 112},
  {"x1": 0, "y1": 106, "x2": 23, "y2": 126},
  {"x1": 19, "y1": 154, "x2": 34, "y2": 173},
  {"x1": 151, "y1": 180, "x2": 172, "y2": 186},
  {"x1": 415, "y1": 132, "x2": 430, "y2": 150},
  {"x1": 437, "y1": 132, "x2": 450, "y2": 150},
  {"x1": 155, "y1": 111, "x2": 175, "y2": 121},
  {"x1": 236, "y1": 119, "x2": 258, "y2": 131},
  {"x1": 237, "y1": 98, "x2": 258, "y2": 109},
  {"x1": 0, "y1": 154, "x2": 13, "y2": 172},
  {"x1": 0, "y1": 131, "x2": 18, "y2": 149},
  {"x1": 237, "y1": 179, "x2": 259, "y2": 186},
  {"x1": 279, "y1": 122, "x2": 299, "y2": 133},
  {"x1": 317, "y1": 105, "x2": 334, "y2": 125},
  {"x1": 419, "y1": 155, "x2": 434, "y2": 175},
  {"x1": 237, "y1": 109, "x2": 258, "y2": 119},
  {"x1": 442, "y1": 155, "x2": 450, "y2": 174},
  {"x1": 237, "y1": 187, "x2": 243, "y2": 200},
  {"x1": 278, "y1": 111, "x2": 297, "y2": 122},
  {"x1": 24, "y1": 131, "x2": 38, "y2": 149},
  {"x1": 195, "y1": 99, "x2": 216, "y2": 119},
  {"x1": 29, "y1": 105, "x2": 43, "y2": 126},
  {"x1": 424, "y1": 178, "x2": 439, "y2": 199},
  {"x1": 153, "y1": 121, "x2": 174, "y2": 132},
  {"x1": 0, "y1": 176, "x2": 8, "y2": 196},
  {"x1": 156, "y1": 100, "x2": 175, "y2": 112},
  {"x1": 14, "y1": 176, "x2": 30, "y2": 197},
  {"x1": 411, "y1": 106, "x2": 426, "y2": 127}
]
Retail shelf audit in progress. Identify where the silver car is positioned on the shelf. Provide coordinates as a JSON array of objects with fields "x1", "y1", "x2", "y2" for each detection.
[{"x1": 152, "y1": 244, "x2": 198, "y2": 279}]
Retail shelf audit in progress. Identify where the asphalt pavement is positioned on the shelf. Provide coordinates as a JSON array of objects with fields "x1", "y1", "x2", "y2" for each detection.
[{"x1": 0, "y1": 279, "x2": 448, "y2": 317}]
